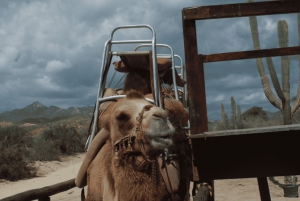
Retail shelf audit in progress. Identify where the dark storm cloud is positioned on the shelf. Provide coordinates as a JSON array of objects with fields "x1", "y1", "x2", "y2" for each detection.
[{"x1": 0, "y1": 0, "x2": 299, "y2": 121}]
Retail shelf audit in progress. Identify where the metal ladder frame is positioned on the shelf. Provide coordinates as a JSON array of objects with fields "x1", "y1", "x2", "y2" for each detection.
[{"x1": 86, "y1": 25, "x2": 162, "y2": 150}]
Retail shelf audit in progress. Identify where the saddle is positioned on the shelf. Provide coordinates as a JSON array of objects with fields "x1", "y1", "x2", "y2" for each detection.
[{"x1": 114, "y1": 58, "x2": 187, "y2": 87}]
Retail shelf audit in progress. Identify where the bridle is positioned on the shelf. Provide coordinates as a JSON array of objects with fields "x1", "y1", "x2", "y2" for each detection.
[
  {"x1": 113, "y1": 104, "x2": 161, "y2": 200},
  {"x1": 113, "y1": 104, "x2": 158, "y2": 171}
]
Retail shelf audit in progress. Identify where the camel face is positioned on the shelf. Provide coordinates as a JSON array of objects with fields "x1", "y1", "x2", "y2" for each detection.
[{"x1": 106, "y1": 90, "x2": 175, "y2": 153}]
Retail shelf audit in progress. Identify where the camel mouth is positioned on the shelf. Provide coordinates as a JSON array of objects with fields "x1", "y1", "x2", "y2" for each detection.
[
  {"x1": 149, "y1": 134, "x2": 173, "y2": 149},
  {"x1": 154, "y1": 134, "x2": 171, "y2": 142},
  {"x1": 158, "y1": 135, "x2": 171, "y2": 140}
]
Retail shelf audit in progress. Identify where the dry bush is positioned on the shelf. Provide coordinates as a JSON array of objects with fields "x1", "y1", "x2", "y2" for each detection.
[
  {"x1": 30, "y1": 138, "x2": 62, "y2": 161},
  {"x1": 31, "y1": 124, "x2": 85, "y2": 161},
  {"x1": 0, "y1": 124, "x2": 86, "y2": 181},
  {"x1": 212, "y1": 106, "x2": 284, "y2": 131},
  {"x1": 0, "y1": 126, "x2": 37, "y2": 181}
]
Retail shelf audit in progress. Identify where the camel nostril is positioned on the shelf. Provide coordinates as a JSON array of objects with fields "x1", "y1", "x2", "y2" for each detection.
[
  {"x1": 152, "y1": 111, "x2": 168, "y2": 119},
  {"x1": 152, "y1": 114, "x2": 164, "y2": 119}
]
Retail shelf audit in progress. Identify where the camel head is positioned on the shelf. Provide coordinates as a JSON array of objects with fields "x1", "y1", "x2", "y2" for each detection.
[{"x1": 101, "y1": 90, "x2": 175, "y2": 156}]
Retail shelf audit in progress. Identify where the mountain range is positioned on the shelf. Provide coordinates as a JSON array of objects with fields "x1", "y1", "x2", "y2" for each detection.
[
  {"x1": 0, "y1": 101, "x2": 94, "y2": 123},
  {"x1": 0, "y1": 101, "x2": 285, "y2": 124}
]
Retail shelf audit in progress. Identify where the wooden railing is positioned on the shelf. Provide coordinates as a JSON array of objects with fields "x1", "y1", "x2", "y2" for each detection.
[{"x1": 1, "y1": 178, "x2": 76, "y2": 201}]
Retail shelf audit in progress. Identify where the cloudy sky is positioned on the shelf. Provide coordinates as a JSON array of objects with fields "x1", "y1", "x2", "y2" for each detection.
[{"x1": 0, "y1": 0, "x2": 299, "y2": 120}]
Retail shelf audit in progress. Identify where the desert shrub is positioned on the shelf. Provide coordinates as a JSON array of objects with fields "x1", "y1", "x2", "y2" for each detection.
[
  {"x1": 0, "y1": 126, "x2": 37, "y2": 181},
  {"x1": 0, "y1": 126, "x2": 34, "y2": 148},
  {"x1": 32, "y1": 124, "x2": 85, "y2": 161},
  {"x1": 30, "y1": 138, "x2": 62, "y2": 161}
]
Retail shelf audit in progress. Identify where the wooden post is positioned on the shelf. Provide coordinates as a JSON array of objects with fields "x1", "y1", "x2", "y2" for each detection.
[
  {"x1": 257, "y1": 177, "x2": 271, "y2": 201},
  {"x1": 182, "y1": 17, "x2": 212, "y2": 200},
  {"x1": 182, "y1": 20, "x2": 208, "y2": 135}
]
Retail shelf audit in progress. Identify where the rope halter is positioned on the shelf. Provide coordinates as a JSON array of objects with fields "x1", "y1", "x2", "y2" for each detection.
[{"x1": 113, "y1": 104, "x2": 157, "y2": 171}]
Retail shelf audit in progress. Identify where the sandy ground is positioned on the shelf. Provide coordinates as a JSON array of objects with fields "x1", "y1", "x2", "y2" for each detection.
[
  {"x1": 0, "y1": 154, "x2": 299, "y2": 201},
  {"x1": 0, "y1": 154, "x2": 85, "y2": 201},
  {"x1": 213, "y1": 178, "x2": 299, "y2": 201}
]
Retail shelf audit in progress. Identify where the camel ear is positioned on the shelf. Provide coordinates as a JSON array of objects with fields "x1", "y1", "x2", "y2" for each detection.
[{"x1": 75, "y1": 129, "x2": 110, "y2": 188}]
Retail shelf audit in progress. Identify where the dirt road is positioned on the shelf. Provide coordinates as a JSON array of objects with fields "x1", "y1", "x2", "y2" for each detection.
[{"x1": 0, "y1": 153, "x2": 299, "y2": 201}]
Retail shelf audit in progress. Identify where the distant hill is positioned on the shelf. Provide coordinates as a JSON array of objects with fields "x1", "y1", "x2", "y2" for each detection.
[
  {"x1": 265, "y1": 110, "x2": 281, "y2": 119},
  {"x1": 0, "y1": 101, "x2": 94, "y2": 123},
  {"x1": 242, "y1": 106, "x2": 269, "y2": 120},
  {"x1": 239, "y1": 106, "x2": 283, "y2": 120}
]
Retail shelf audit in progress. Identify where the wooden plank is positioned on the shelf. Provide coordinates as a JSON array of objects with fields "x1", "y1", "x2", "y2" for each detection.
[
  {"x1": 192, "y1": 129, "x2": 300, "y2": 181},
  {"x1": 191, "y1": 124, "x2": 300, "y2": 138},
  {"x1": 203, "y1": 46, "x2": 300, "y2": 63},
  {"x1": 182, "y1": 1, "x2": 300, "y2": 21},
  {"x1": 1, "y1": 179, "x2": 76, "y2": 201}
]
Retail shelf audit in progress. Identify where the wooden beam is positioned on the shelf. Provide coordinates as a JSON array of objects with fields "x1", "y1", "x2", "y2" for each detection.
[
  {"x1": 190, "y1": 124, "x2": 300, "y2": 138},
  {"x1": 182, "y1": 1, "x2": 300, "y2": 21},
  {"x1": 192, "y1": 129, "x2": 300, "y2": 181},
  {"x1": 1, "y1": 179, "x2": 76, "y2": 201},
  {"x1": 202, "y1": 46, "x2": 300, "y2": 63}
]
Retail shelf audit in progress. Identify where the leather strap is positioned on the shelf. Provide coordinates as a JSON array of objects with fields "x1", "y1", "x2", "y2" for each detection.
[{"x1": 157, "y1": 157, "x2": 180, "y2": 198}]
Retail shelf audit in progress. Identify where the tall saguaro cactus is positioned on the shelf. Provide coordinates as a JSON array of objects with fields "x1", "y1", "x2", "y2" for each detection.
[
  {"x1": 248, "y1": 0, "x2": 300, "y2": 125},
  {"x1": 248, "y1": 0, "x2": 300, "y2": 191}
]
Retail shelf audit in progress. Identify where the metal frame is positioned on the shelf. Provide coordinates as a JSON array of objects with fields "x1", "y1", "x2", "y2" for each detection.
[
  {"x1": 134, "y1": 44, "x2": 186, "y2": 102},
  {"x1": 134, "y1": 44, "x2": 189, "y2": 129},
  {"x1": 86, "y1": 25, "x2": 160, "y2": 150},
  {"x1": 182, "y1": 1, "x2": 300, "y2": 201},
  {"x1": 85, "y1": 25, "x2": 189, "y2": 150}
]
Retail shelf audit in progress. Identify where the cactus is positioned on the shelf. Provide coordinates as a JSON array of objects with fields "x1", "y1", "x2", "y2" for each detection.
[
  {"x1": 221, "y1": 103, "x2": 229, "y2": 129},
  {"x1": 248, "y1": 0, "x2": 300, "y2": 125},
  {"x1": 237, "y1": 105, "x2": 242, "y2": 129},
  {"x1": 248, "y1": 0, "x2": 300, "y2": 190},
  {"x1": 220, "y1": 97, "x2": 243, "y2": 130},
  {"x1": 231, "y1": 96, "x2": 237, "y2": 129}
]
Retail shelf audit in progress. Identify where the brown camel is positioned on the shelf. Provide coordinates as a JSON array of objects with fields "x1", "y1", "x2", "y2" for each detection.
[
  {"x1": 76, "y1": 60, "x2": 192, "y2": 200},
  {"x1": 85, "y1": 90, "x2": 176, "y2": 201}
]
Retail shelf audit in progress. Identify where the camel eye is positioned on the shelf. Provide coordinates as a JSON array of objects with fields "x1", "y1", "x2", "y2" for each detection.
[{"x1": 116, "y1": 111, "x2": 130, "y2": 122}]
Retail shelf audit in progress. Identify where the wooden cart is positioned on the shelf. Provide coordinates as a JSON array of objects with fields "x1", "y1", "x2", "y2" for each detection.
[{"x1": 182, "y1": 1, "x2": 300, "y2": 200}]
